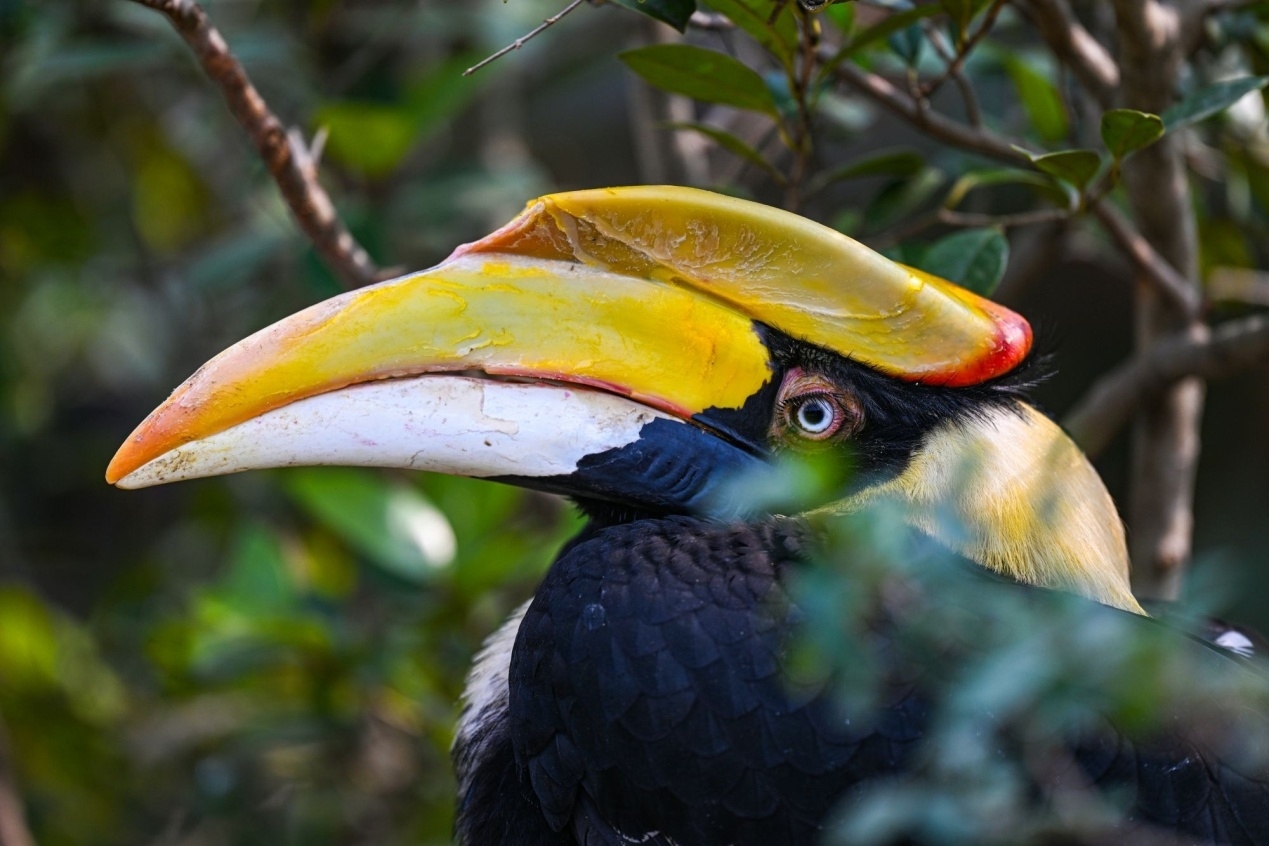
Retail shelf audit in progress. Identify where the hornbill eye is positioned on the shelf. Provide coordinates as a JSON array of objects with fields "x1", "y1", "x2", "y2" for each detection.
[
  {"x1": 773, "y1": 369, "x2": 863, "y2": 446},
  {"x1": 793, "y1": 396, "x2": 835, "y2": 434}
]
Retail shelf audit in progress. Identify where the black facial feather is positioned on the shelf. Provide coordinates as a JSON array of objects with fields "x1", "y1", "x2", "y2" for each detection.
[
  {"x1": 574, "y1": 323, "x2": 1052, "y2": 525},
  {"x1": 739, "y1": 325, "x2": 1049, "y2": 484}
]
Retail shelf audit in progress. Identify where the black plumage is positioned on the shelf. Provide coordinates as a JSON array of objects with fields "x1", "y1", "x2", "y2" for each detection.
[{"x1": 455, "y1": 515, "x2": 1269, "y2": 845}]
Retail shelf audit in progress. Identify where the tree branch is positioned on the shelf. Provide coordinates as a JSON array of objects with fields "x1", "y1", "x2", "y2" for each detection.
[
  {"x1": 1063, "y1": 315, "x2": 1269, "y2": 458},
  {"x1": 938, "y1": 207, "x2": 1069, "y2": 229},
  {"x1": 921, "y1": 20, "x2": 983, "y2": 126},
  {"x1": 824, "y1": 54, "x2": 1206, "y2": 321},
  {"x1": 127, "y1": 0, "x2": 381, "y2": 288},
  {"x1": 921, "y1": 0, "x2": 1007, "y2": 102},
  {"x1": 464, "y1": 0, "x2": 588, "y2": 76},
  {"x1": 823, "y1": 53, "x2": 1029, "y2": 165},
  {"x1": 1015, "y1": 0, "x2": 1121, "y2": 107},
  {"x1": 1092, "y1": 201, "x2": 1202, "y2": 319}
]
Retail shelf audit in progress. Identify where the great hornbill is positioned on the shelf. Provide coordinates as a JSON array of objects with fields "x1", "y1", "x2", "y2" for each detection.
[{"x1": 108, "y1": 187, "x2": 1269, "y2": 844}]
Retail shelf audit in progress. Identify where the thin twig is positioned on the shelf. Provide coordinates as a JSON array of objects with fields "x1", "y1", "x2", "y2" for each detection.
[
  {"x1": 1015, "y1": 0, "x2": 1120, "y2": 107},
  {"x1": 784, "y1": 7, "x2": 820, "y2": 210},
  {"x1": 822, "y1": 51, "x2": 1029, "y2": 164},
  {"x1": 127, "y1": 0, "x2": 381, "y2": 289},
  {"x1": 920, "y1": 0, "x2": 1007, "y2": 100},
  {"x1": 1092, "y1": 201, "x2": 1201, "y2": 319},
  {"x1": 465, "y1": 0, "x2": 587, "y2": 76},
  {"x1": 921, "y1": 21, "x2": 983, "y2": 126},
  {"x1": 1064, "y1": 315, "x2": 1269, "y2": 458},
  {"x1": 938, "y1": 207, "x2": 1069, "y2": 228}
]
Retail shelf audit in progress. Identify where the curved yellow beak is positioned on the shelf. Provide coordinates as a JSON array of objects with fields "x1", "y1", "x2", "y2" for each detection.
[
  {"x1": 106, "y1": 253, "x2": 772, "y2": 485},
  {"x1": 107, "y1": 186, "x2": 1031, "y2": 487}
]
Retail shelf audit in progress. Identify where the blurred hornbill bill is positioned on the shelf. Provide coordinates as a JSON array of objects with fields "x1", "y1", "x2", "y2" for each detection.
[{"x1": 108, "y1": 187, "x2": 1269, "y2": 844}]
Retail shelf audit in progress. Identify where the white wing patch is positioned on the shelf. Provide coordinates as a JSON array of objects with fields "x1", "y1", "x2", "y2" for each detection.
[{"x1": 453, "y1": 601, "x2": 528, "y2": 796}]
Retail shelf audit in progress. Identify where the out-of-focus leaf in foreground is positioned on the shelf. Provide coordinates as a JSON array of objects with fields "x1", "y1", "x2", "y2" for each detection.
[{"x1": 285, "y1": 468, "x2": 457, "y2": 584}]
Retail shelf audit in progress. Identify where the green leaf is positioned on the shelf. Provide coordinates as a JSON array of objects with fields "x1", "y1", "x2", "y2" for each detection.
[
  {"x1": 807, "y1": 148, "x2": 925, "y2": 195},
  {"x1": 667, "y1": 122, "x2": 785, "y2": 183},
  {"x1": 887, "y1": 23, "x2": 924, "y2": 67},
  {"x1": 819, "y1": 4, "x2": 943, "y2": 76},
  {"x1": 619, "y1": 44, "x2": 780, "y2": 117},
  {"x1": 1030, "y1": 149, "x2": 1102, "y2": 191},
  {"x1": 1162, "y1": 75, "x2": 1269, "y2": 131},
  {"x1": 941, "y1": 0, "x2": 973, "y2": 31},
  {"x1": 918, "y1": 227, "x2": 1010, "y2": 296},
  {"x1": 880, "y1": 240, "x2": 929, "y2": 268},
  {"x1": 844, "y1": 4, "x2": 943, "y2": 56},
  {"x1": 315, "y1": 103, "x2": 416, "y2": 177},
  {"x1": 285, "y1": 468, "x2": 456, "y2": 583},
  {"x1": 713, "y1": 451, "x2": 851, "y2": 517},
  {"x1": 1198, "y1": 218, "x2": 1254, "y2": 279},
  {"x1": 940, "y1": 0, "x2": 992, "y2": 40},
  {"x1": 316, "y1": 53, "x2": 488, "y2": 178},
  {"x1": 703, "y1": 0, "x2": 799, "y2": 67},
  {"x1": 0, "y1": 587, "x2": 60, "y2": 689},
  {"x1": 865, "y1": 167, "x2": 946, "y2": 232},
  {"x1": 944, "y1": 168, "x2": 1069, "y2": 209},
  {"x1": 831, "y1": 207, "x2": 864, "y2": 237},
  {"x1": 1100, "y1": 109, "x2": 1164, "y2": 159},
  {"x1": 1001, "y1": 54, "x2": 1069, "y2": 142},
  {"x1": 609, "y1": 0, "x2": 698, "y2": 31},
  {"x1": 823, "y1": 1, "x2": 855, "y2": 34},
  {"x1": 405, "y1": 51, "x2": 490, "y2": 139},
  {"x1": 219, "y1": 522, "x2": 295, "y2": 615}
]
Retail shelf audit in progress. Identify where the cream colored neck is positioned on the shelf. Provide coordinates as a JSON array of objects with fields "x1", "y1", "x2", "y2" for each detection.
[{"x1": 836, "y1": 404, "x2": 1144, "y2": 615}]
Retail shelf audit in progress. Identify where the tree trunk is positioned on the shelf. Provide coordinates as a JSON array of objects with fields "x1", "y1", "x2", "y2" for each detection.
[{"x1": 1112, "y1": 0, "x2": 1206, "y2": 600}]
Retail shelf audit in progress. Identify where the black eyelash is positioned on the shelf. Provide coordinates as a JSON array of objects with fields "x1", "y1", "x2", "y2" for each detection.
[{"x1": 777, "y1": 390, "x2": 836, "y2": 418}]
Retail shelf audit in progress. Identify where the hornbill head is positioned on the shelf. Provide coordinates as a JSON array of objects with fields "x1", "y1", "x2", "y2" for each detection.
[{"x1": 107, "y1": 186, "x2": 1141, "y2": 615}]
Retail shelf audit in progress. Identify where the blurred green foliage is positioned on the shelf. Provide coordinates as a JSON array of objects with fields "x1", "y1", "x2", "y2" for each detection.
[
  {"x1": 797, "y1": 500, "x2": 1269, "y2": 845},
  {"x1": 3, "y1": 0, "x2": 1269, "y2": 844},
  {"x1": 0, "y1": 0, "x2": 604, "y2": 841}
]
